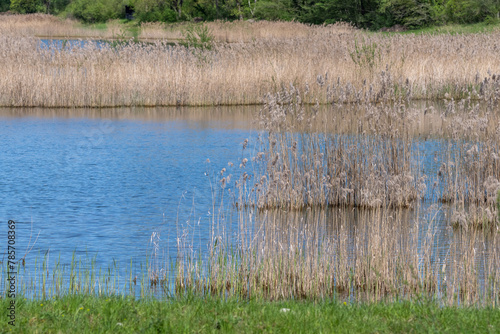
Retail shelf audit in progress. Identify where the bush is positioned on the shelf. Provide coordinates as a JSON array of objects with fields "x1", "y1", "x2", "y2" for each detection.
[
  {"x1": 66, "y1": 0, "x2": 121, "y2": 23},
  {"x1": 0, "y1": 0, "x2": 11, "y2": 12},
  {"x1": 134, "y1": 0, "x2": 178, "y2": 23},
  {"x1": 253, "y1": 1, "x2": 292, "y2": 21},
  {"x1": 484, "y1": 14, "x2": 500, "y2": 25},
  {"x1": 385, "y1": 0, "x2": 432, "y2": 29},
  {"x1": 10, "y1": 0, "x2": 43, "y2": 13},
  {"x1": 445, "y1": 0, "x2": 498, "y2": 24},
  {"x1": 181, "y1": 23, "x2": 213, "y2": 50}
]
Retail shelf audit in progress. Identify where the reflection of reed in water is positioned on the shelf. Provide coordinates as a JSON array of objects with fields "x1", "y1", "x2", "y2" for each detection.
[{"x1": 173, "y1": 205, "x2": 500, "y2": 305}]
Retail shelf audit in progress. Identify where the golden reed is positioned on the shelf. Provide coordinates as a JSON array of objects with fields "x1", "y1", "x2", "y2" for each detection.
[{"x1": 1, "y1": 14, "x2": 500, "y2": 107}]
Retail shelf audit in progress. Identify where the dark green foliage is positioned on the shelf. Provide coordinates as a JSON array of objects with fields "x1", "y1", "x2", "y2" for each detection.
[
  {"x1": 445, "y1": 0, "x2": 499, "y2": 24},
  {"x1": 134, "y1": 0, "x2": 179, "y2": 22},
  {"x1": 49, "y1": 0, "x2": 71, "y2": 14},
  {"x1": 10, "y1": 0, "x2": 43, "y2": 13},
  {"x1": 383, "y1": 0, "x2": 433, "y2": 29},
  {"x1": 4, "y1": 0, "x2": 500, "y2": 30},
  {"x1": 253, "y1": 0, "x2": 293, "y2": 20},
  {"x1": 0, "y1": 0, "x2": 10, "y2": 12},
  {"x1": 294, "y1": 0, "x2": 391, "y2": 29},
  {"x1": 67, "y1": 0, "x2": 122, "y2": 23}
]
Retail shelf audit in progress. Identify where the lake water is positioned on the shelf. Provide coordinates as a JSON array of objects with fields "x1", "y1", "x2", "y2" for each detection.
[
  {"x1": 0, "y1": 105, "x2": 498, "y2": 299},
  {"x1": 0, "y1": 107, "x2": 257, "y2": 292}
]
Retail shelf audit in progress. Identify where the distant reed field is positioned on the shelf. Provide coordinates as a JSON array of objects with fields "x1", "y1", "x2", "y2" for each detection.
[
  {"x1": 1, "y1": 14, "x2": 500, "y2": 107},
  {"x1": 0, "y1": 14, "x2": 348, "y2": 41}
]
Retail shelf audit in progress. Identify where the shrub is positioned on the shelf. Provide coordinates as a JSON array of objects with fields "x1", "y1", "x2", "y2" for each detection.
[
  {"x1": 0, "y1": 0, "x2": 11, "y2": 12},
  {"x1": 253, "y1": 1, "x2": 292, "y2": 21},
  {"x1": 384, "y1": 0, "x2": 433, "y2": 29},
  {"x1": 66, "y1": 0, "x2": 121, "y2": 23},
  {"x1": 134, "y1": 0, "x2": 179, "y2": 23},
  {"x1": 445, "y1": 0, "x2": 498, "y2": 24},
  {"x1": 10, "y1": 0, "x2": 43, "y2": 13}
]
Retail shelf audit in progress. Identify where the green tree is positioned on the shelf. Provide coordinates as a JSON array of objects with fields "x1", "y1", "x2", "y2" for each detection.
[
  {"x1": 445, "y1": 0, "x2": 498, "y2": 23},
  {"x1": 10, "y1": 0, "x2": 43, "y2": 13},
  {"x1": 0, "y1": 0, "x2": 10, "y2": 12},
  {"x1": 299, "y1": 0, "x2": 387, "y2": 29},
  {"x1": 383, "y1": 0, "x2": 432, "y2": 28},
  {"x1": 67, "y1": 0, "x2": 121, "y2": 23},
  {"x1": 253, "y1": 0, "x2": 293, "y2": 20},
  {"x1": 134, "y1": 0, "x2": 179, "y2": 22},
  {"x1": 49, "y1": 0, "x2": 71, "y2": 14}
]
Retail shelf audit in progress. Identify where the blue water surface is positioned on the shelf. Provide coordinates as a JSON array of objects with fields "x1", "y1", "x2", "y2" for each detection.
[{"x1": 0, "y1": 109, "x2": 255, "y2": 279}]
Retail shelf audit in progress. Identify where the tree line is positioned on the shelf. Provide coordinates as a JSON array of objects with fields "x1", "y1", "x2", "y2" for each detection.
[{"x1": 1, "y1": 0, "x2": 499, "y2": 30}]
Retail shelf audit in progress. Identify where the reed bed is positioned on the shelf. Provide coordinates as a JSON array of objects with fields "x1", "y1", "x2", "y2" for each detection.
[
  {"x1": 0, "y1": 14, "x2": 350, "y2": 41},
  {"x1": 4, "y1": 206, "x2": 498, "y2": 305},
  {"x1": 0, "y1": 13, "x2": 127, "y2": 39},
  {"x1": 137, "y1": 20, "x2": 346, "y2": 42},
  {"x1": 169, "y1": 206, "x2": 500, "y2": 305},
  {"x1": 2, "y1": 16, "x2": 500, "y2": 107},
  {"x1": 154, "y1": 102, "x2": 500, "y2": 302},
  {"x1": 3, "y1": 14, "x2": 500, "y2": 305},
  {"x1": 228, "y1": 84, "x2": 499, "y2": 218},
  {"x1": 243, "y1": 86, "x2": 425, "y2": 209}
]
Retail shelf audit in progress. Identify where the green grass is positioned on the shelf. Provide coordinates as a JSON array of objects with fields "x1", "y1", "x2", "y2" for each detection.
[
  {"x1": 398, "y1": 21, "x2": 500, "y2": 35},
  {"x1": 1, "y1": 295, "x2": 499, "y2": 333}
]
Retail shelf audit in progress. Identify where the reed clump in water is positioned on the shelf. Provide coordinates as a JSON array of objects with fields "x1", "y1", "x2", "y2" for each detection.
[
  {"x1": 171, "y1": 206, "x2": 500, "y2": 305},
  {"x1": 239, "y1": 83, "x2": 426, "y2": 209},
  {"x1": 436, "y1": 99, "x2": 500, "y2": 205},
  {"x1": 429, "y1": 98, "x2": 500, "y2": 232},
  {"x1": 143, "y1": 79, "x2": 500, "y2": 304},
  {"x1": 230, "y1": 81, "x2": 500, "y2": 226},
  {"x1": 451, "y1": 205, "x2": 499, "y2": 231},
  {"x1": 2, "y1": 16, "x2": 500, "y2": 107}
]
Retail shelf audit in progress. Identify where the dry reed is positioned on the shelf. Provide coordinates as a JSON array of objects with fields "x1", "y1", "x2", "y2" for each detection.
[
  {"x1": 0, "y1": 13, "x2": 128, "y2": 39},
  {"x1": 0, "y1": 14, "x2": 351, "y2": 41},
  {"x1": 164, "y1": 94, "x2": 500, "y2": 302},
  {"x1": 2, "y1": 15, "x2": 500, "y2": 107},
  {"x1": 216, "y1": 82, "x2": 499, "y2": 220},
  {"x1": 169, "y1": 205, "x2": 500, "y2": 305}
]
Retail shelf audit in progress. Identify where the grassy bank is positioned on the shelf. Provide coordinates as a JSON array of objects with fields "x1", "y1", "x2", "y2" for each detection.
[
  {"x1": 1, "y1": 15, "x2": 500, "y2": 107},
  {"x1": 398, "y1": 21, "x2": 500, "y2": 35},
  {"x1": 1, "y1": 295, "x2": 499, "y2": 333}
]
